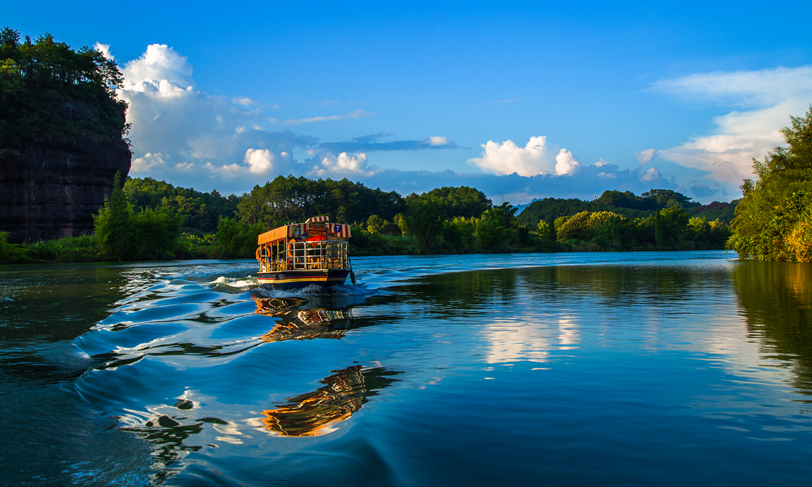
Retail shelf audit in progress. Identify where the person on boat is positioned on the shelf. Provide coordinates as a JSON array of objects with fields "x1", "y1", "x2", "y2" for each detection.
[{"x1": 286, "y1": 238, "x2": 297, "y2": 269}]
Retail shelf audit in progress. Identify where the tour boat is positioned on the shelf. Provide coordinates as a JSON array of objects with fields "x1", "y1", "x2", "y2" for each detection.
[{"x1": 255, "y1": 216, "x2": 355, "y2": 290}]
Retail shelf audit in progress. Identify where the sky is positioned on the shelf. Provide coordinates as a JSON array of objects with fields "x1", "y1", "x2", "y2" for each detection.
[{"x1": 7, "y1": 1, "x2": 812, "y2": 204}]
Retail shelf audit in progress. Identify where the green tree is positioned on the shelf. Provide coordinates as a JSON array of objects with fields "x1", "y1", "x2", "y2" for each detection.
[
  {"x1": 654, "y1": 210, "x2": 664, "y2": 249},
  {"x1": 216, "y1": 217, "x2": 265, "y2": 258},
  {"x1": 235, "y1": 175, "x2": 405, "y2": 227},
  {"x1": 557, "y1": 211, "x2": 591, "y2": 241},
  {"x1": 404, "y1": 197, "x2": 443, "y2": 253},
  {"x1": 131, "y1": 207, "x2": 183, "y2": 260},
  {"x1": 366, "y1": 214, "x2": 400, "y2": 235},
  {"x1": 728, "y1": 106, "x2": 812, "y2": 261},
  {"x1": 94, "y1": 172, "x2": 132, "y2": 260},
  {"x1": 366, "y1": 214, "x2": 385, "y2": 234},
  {"x1": 537, "y1": 220, "x2": 551, "y2": 238}
]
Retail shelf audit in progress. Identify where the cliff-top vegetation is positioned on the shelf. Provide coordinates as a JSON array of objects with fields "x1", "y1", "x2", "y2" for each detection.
[{"x1": 0, "y1": 27, "x2": 127, "y2": 148}]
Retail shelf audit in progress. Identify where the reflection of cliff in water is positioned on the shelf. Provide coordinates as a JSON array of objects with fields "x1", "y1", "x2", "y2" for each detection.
[
  {"x1": 733, "y1": 262, "x2": 812, "y2": 396},
  {"x1": 253, "y1": 296, "x2": 355, "y2": 342},
  {"x1": 262, "y1": 366, "x2": 401, "y2": 437}
]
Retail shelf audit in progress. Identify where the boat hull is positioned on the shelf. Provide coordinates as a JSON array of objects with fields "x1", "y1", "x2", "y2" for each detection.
[{"x1": 258, "y1": 269, "x2": 351, "y2": 290}]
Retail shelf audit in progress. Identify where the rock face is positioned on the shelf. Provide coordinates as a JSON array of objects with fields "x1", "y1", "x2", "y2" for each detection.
[{"x1": 0, "y1": 135, "x2": 131, "y2": 243}]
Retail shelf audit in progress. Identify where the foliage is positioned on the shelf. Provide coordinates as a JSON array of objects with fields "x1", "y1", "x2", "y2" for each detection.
[
  {"x1": 215, "y1": 217, "x2": 265, "y2": 259},
  {"x1": 27, "y1": 235, "x2": 99, "y2": 262},
  {"x1": 6, "y1": 169, "x2": 745, "y2": 263},
  {"x1": 94, "y1": 173, "x2": 186, "y2": 260},
  {"x1": 93, "y1": 172, "x2": 132, "y2": 260},
  {"x1": 0, "y1": 27, "x2": 127, "y2": 147},
  {"x1": 0, "y1": 231, "x2": 31, "y2": 263},
  {"x1": 556, "y1": 211, "x2": 623, "y2": 242},
  {"x1": 404, "y1": 197, "x2": 444, "y2": 253},
  {"x1": 411, "y1": 186, "x2": 492, "y2": 219},
  {"x1": 690, "y1": 200, "x2": 739, "y2": 225},
  {"x1": 124, "y1": 177, "x2": 240, "y2": 234},
  {"x1": 130, "y1": 207, "x2": 184, "y2": 260},
  {"x1": 518, "y1": 189, "x2": 707, "y2": 227},
  {"x1": 236, "y1": 175, "x2": 405, "y2": 227},
  {"x1": 728, "y1": 107, "x2": 812, "y2": 261},
  {"x1": 366, "y1": 214, "x2": 401, "y2": 236},
  {"x1": 543, "y1": 204, "x2": 724, "y2": 251},
  {"x1": 0, "y1": 233, "x2": 104, "y2": 264}
]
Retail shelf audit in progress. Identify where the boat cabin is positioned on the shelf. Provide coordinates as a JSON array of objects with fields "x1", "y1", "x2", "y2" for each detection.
[{"x1": 256, "y1": 216, "x2": 352, "y2": 273}]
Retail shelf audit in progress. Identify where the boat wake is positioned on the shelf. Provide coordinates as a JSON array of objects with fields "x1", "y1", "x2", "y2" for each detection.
[
  {"x1": 207, "y1": 275, "x2": 260, "y2": 290},
  {"x1": 256, "y1": 282, "x2": 375, "y2": 298}
]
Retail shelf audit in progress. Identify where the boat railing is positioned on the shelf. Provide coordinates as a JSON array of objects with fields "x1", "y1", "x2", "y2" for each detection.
[{"x1": 266, "y1": 240, "x2": 349, "y2": 271}]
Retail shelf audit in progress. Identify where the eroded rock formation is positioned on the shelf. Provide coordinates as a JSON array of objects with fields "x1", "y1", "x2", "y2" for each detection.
[{"x1": 0, "y1": 135, "x2": 130, "y2": 243}]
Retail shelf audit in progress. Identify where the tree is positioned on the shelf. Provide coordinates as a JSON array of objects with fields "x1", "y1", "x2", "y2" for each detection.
[
  {"x1": 654, "y1": 210, "x2": 664, "y2": 249},
  {"x1": 404, "y1": 197, "x2": 442, "y2": 253},
  {"x1": 131, "y1": 207, "x2": 183, "y2": 259},
  {"x1": 728, "y1": 106, "x2": 812, "y2": 261},
  {"x1": 94, "y1": 172, "x2": 132, "y2": 260}
]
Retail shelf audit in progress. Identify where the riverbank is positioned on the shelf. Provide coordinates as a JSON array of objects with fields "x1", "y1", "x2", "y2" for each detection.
[
  {"x1": 0, "y1": 232, "x2": 218, "y2": 264},
  {"x1": 1, "y1": 229, "x2": 729, "y2": 266}
]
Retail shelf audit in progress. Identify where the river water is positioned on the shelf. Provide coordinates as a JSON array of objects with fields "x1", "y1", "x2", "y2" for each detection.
[{"x1": 2, "y1": 251, "x2": 811, "y2": 486}]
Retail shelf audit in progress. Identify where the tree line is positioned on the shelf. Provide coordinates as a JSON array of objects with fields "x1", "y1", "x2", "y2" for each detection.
[{"x1": 1, "y1": 172, "x2": 740, "y2": 264}]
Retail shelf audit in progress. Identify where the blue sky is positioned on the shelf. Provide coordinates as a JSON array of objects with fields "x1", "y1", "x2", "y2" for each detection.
[{"x1": 7, "y1": 1, "x2": 812, "y2": 203}]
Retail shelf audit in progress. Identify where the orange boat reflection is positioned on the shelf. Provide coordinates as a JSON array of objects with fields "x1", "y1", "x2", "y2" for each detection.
[
  {"x1": 261, "y1": 366, "x2": 365, "y2": 437},
  {"x1": 261, "y1": 366, "x2": 402, "y2": 437},
  {"x1": 253, "y1": 296, "x2": 353, "y2": 342}
]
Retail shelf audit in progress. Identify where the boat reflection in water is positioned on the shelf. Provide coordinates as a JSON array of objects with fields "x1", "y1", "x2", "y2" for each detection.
[
  {"x1": 251, "y1": 294, "x2": 400, "y2": 436},
  {"x1": 252, "y1": 296, "x2": 355, "y2": 342},
  {"x1": 262, "y1": 365, "x2": 401, "y2": 437}
]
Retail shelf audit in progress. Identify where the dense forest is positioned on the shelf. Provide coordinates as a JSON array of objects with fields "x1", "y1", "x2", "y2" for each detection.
[
  {"x1": 518, "y1": 189, "x2": 738, "y2": 226},
  {"x1": 727, "y1": 107, "x2": 812, "y2": 262},
  {"x1": 0, "y1": 172, "x2": 738, "y2": 263},
  {"x1": 0, "y1": 27, "x2": 127, "y2": 147}
]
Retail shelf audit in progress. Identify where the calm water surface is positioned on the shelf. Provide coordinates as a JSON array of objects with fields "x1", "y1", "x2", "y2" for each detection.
[{"x1": 2, "y1": 251, "x2": 812, "y2": 485}]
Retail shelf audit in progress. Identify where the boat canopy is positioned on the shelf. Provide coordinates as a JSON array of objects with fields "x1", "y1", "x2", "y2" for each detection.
[{"x1": 257, "y1": 217, "x2": 352, "y2": 245}]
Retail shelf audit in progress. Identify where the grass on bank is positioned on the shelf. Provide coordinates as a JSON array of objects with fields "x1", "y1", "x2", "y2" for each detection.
[{"x1": 0, "y1": 231, "x2": 223, "y2": 264}]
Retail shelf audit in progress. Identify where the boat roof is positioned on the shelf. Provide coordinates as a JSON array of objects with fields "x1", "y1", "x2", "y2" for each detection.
[{"x1": 257, "y1": 217, "x2": 352, "y2": 245}]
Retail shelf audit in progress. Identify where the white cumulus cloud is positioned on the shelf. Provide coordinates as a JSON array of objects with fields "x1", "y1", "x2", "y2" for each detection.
[
  {"x1": 122, "y1": 44, "x2": 195, "y2": 90},
  {"x1": 245, "y1": 148, "x2": 274, "y2": 175},
  {"x1": 114, "y1": 43, "x2": 312, "y2": 191},
  {"x1": 593, "y1": 158, "x2": 611, "y2": 167},
  {"x1": 468, "y1": 136, "x2": 558, "y2": 177},
  {"x1": 635, "y1": 148, "x2": 657, "y2": 164},
  {"x1": 308, "y1": 152, "x2": 377, "y2": 178},
  {"x1": 554, "y1": 149, "x2": 581, "y2": 175},
  {"x1": 130, "y1": 152, "x2": 167, "y2": 173},
  {"x1": 641, "y1": 167, "x2": 660, "y2": 182}
]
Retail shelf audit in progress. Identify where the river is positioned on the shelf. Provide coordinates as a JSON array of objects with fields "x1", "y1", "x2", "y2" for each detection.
[{"x1": 1, "y1": 251, "x2": 811, "y2": 485}]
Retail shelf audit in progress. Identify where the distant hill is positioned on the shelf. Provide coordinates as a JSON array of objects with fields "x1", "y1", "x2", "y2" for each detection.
[
  {"x1": 690, "y1": 200, "x2": 739, "y2": 225},
  {"x1": 517, "y1": 189, "x2": 738, "y2": 226}
]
